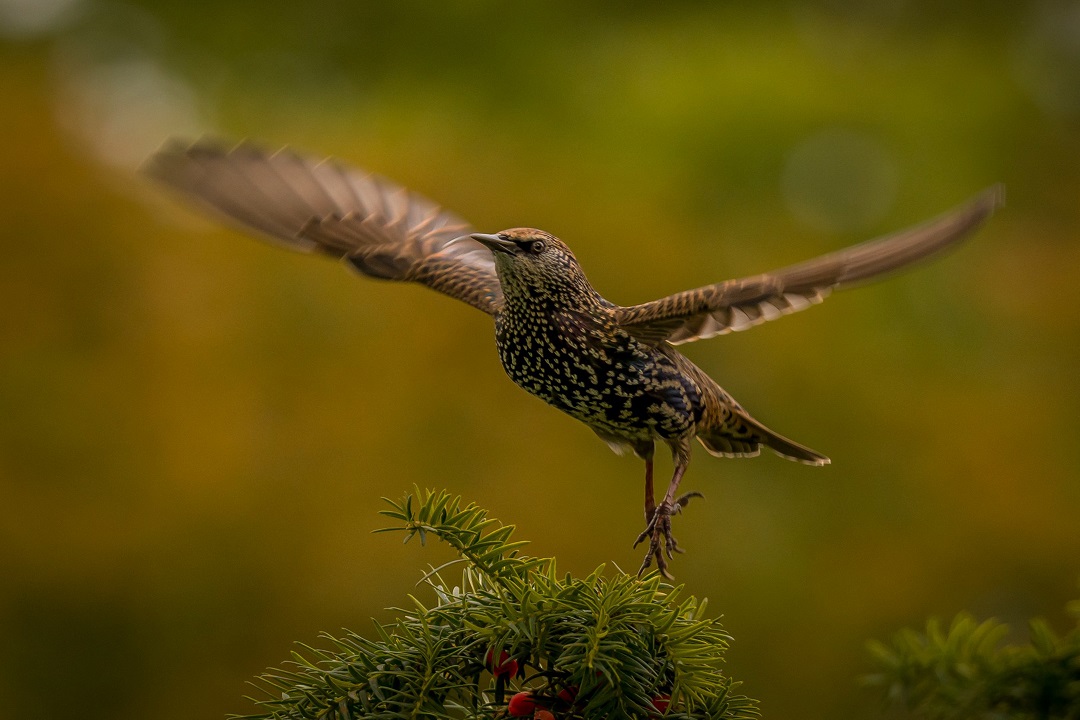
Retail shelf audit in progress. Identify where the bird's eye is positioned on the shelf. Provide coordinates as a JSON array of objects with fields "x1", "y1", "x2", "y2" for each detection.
[{"x1": 530, "y1": 240, "x2": 546, "y2": 254}]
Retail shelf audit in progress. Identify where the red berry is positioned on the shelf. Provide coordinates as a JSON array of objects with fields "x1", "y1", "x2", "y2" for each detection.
[
  {"x1": 507, "y1": 692, "x2": 537, "y2": 717},
  {"x1": 557, "y1": 686, "x2": 578, "y2": 703},
  {"x1": 485, "y1": 648, "x2": 519, "y2": 678},
  {"x1": 650, "y1": 694, "x2": 671, "y2": 715},
  {"x1": 535, "y1": 711, "x2": 556, "y2": 720}
]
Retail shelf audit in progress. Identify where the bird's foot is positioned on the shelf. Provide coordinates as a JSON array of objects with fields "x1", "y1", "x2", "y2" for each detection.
[{"x1": 633, "y1": 492, "x2": 704, "y2": 579}]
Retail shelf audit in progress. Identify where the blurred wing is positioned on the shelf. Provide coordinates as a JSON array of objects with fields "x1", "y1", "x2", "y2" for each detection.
[
  {"x1": 616, "y1": 186, "x2": 1004, "y2": 345},
  {"x1": 142, "y1": 138, "x2": 502, "y2": 314}
]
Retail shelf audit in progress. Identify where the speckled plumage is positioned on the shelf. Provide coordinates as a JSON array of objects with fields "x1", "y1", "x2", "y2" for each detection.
[
  {"x1": 487, "y1": 229, "x2": 780, "y2": 461},
  {"x1": 143, "y1": 138, "x2": 1003, "y2": 577}
]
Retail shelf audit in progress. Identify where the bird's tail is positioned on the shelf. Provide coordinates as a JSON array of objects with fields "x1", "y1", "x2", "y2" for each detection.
[{"x1": 698, "y1": 412, "x2": 830, "y2": 466}]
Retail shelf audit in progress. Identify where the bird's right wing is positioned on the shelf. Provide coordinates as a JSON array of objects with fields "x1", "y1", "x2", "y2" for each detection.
[
  {"x1": 615, "y1": 186, "x2": 1004, "y2": 345},
  {"x1": 142, "y1": 138, "x2": 503, "y2": 314}
]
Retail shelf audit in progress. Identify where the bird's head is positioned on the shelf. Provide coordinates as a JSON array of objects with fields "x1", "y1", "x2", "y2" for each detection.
[{"x1": 467, "y1": 228, "x2": 598, "y2": 306}]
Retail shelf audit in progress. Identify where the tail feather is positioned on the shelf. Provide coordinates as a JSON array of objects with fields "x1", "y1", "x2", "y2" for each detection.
[{"x1": 699, "y1": 413, "x2": 830, "y2": 466}]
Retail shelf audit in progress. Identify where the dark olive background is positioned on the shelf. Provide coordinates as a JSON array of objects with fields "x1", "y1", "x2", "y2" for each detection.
[{"x1": 2, "y1": 2, "x2": 1078, "y2": 719}]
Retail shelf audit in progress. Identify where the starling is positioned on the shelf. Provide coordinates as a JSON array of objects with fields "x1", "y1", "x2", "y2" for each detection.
[{"x1": 143, "y1": 138, "x2": 1003, "y2": 577}]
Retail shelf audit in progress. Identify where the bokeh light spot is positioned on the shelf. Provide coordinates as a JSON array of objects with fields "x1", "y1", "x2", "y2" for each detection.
[{"x1": 0, "y1": 0, "x2": 83, "y2": 39}]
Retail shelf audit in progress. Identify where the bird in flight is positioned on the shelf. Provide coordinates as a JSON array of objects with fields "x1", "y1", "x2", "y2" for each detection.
[{"x1": 144, "y1": 139, "x2": 1002, "y2": 577}]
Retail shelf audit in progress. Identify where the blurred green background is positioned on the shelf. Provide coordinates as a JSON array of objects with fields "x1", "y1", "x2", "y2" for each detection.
[{"x1": 2, "y1": 1, "x2": 1078, "y2": 719}]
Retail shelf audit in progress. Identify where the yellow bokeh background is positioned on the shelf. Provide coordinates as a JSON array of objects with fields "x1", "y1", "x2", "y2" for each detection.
[{"x1": 2, "y1": 3, "x2": 1078, "y2": 719}]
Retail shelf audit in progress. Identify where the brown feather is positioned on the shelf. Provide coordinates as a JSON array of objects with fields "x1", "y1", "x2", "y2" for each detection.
[
  {"x1": 141, "y1": 138, "x2": 502, "y2": 314},
  {"x1": 616, "y1": 185, "x2": 1004, "y2": 345}
]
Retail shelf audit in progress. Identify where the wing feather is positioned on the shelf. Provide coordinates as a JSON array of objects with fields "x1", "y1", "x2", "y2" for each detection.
[
  {"x1": 616, "y1": 186, "x2": 1003, "y2": 345},
  {"x1": 142, "y1": 138, "x2": 501, "y2": 314}
]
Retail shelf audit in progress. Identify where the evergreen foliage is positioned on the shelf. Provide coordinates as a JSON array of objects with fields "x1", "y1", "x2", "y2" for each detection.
[
  {"x1": 238, "y1": 488, "x2": 757, "y2": 720},
  {"x1": 865, "y1": 598, "x2": 1080, "y2": 720}
]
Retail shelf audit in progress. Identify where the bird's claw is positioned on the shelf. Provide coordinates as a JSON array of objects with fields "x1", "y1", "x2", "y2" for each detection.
[
  {"x1": 633, "y1": 514, "x2": 658, "y2": 548},
  {"x1": 634, "y1": 496, "x2": 700, "y2": 579},
  {"x1": 675, "y1": 491, "x2": 704, "y2": 509}
]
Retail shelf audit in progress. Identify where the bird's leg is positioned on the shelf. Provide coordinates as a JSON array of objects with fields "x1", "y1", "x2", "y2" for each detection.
[
  {"x1": 633, "y1": 441, "x2": 667, "y2": 575},
  {"x1": 636, "y1": 441, "x2": 656, "y2": 522},
  {"x1": 635, "y1": 439, "x2": 702, "y2": 578}
]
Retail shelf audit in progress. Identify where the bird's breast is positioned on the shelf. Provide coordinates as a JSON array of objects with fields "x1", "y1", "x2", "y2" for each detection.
[{"x1": 494, "y1": 307, "x2": 702, "y2": 440}]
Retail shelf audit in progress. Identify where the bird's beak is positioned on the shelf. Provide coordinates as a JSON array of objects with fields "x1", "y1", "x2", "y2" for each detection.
[{"x1": 468, "y1": 233, "x2": 519, "y2": 255}]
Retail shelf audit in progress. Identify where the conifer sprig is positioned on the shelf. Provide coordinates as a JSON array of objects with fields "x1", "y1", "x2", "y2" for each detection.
[
  {"x1": 865, "y1": 600, "x2": 1080, "y2": 720},
  {"x1": 237, "y1": 488, "x2": 758, "y2": 720}
]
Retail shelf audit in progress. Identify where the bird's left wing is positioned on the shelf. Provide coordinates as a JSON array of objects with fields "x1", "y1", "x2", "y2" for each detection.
[
  {"x1": 615, "y1": 185, "x2": 1003, "y2": 345},
  {"x1": 142, "y1": 138, "x2": 503, "y2": 314}
]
